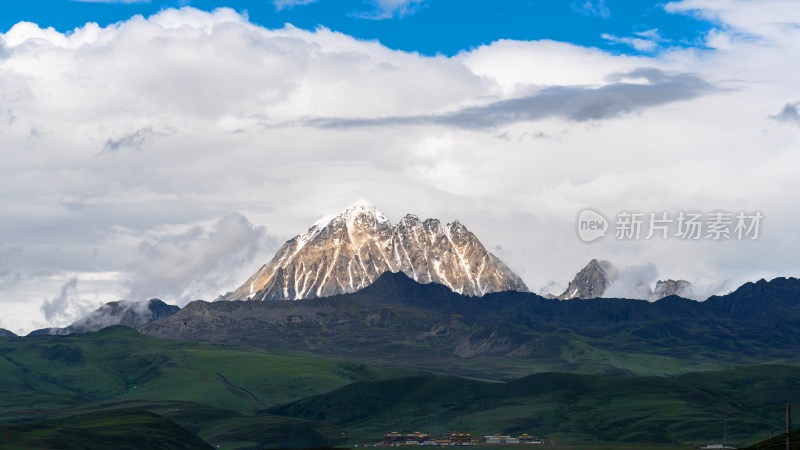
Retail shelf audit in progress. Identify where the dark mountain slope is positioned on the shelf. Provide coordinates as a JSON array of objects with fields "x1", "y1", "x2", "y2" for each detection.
[
  {"x1": 267, "y1": 364, "x2": 800, "y2": 445},
  {"x1": 142, "y1": 272, "x2": 800, "y2": 378},
  {"x1": 0, "y1": 408, "x2": 213, "y2": 450}
]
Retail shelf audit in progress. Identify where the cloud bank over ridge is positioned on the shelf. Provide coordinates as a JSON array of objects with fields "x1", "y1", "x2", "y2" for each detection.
[{"x1": 1, "y1": 2, "x2": 799, "y2": 333}]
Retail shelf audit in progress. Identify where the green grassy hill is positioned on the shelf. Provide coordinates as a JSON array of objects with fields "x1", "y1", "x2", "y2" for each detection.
[
  {"x1": 0, "y1": 326, "x2": 402, "y2": 449},
  {"x1": 0, "y1": 395, "x2": 348, "y2": 449},
  {"x1": 0, "y1": 325, "x2": 406, "y2": 414},
  {"x1": 2, "y1": 326, "x2": 799, "y2": 448},
  {"x1": 0, "y1": 408, "x2": 213, "y2": 450},
  {"x1": 268, "y1": 365, "x2": 800, "y2": 446}
]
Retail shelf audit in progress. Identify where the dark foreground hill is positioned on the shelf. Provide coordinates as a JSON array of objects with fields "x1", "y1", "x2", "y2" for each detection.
[
  {"x1": 7, "y1": 275, "x2": 800, "y2": 447},
  {"x1": 142, "y1": 272, "x2": 800, "y2": 378},
  {"x1": 0, "y1": 326, "x2": 396, "y2": 448},
  {"x1": 0, "y1": 328, "x2": 16, "y2": 337},
  {"x1": 267, "y1": 364, "x2": 800, "y2": 445},
  {"x1": 2, "y1": 326, "x2": 799, "y2": 447},
  {"x1": 0, "y1": 408, "x2": 213, "y2": 450}
]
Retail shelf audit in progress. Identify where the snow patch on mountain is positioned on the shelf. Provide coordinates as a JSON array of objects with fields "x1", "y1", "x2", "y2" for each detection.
[{"x1": 223, "y1": 203, "x2": 528, "y2": 301}]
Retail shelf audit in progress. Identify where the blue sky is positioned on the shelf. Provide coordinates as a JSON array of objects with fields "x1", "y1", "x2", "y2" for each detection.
[{"x1": 1, "y1": 0, "x2": 711, "y2": 55}]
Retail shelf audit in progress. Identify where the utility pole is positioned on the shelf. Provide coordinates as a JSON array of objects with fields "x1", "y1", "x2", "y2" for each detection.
[{"x1": 787, "y1": 404, "x2": 791, "y2": 450}]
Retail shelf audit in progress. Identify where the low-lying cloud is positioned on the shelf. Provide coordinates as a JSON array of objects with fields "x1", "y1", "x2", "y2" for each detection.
[
  {"x1": 125, "y1": 213, "x2": 276, "y2": 304},
  {"x1": 40, "y1": 278, "x2": 92, "y2": 326},
  {"x1": 603, "y1": 263, "x2": 660, "y2": 300}
]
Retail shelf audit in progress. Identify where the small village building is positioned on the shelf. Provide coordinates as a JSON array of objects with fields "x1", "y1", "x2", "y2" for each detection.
[
  {"x1": 446, "y1": 431, "x2": 473, "y2": 444},
  {"x1": 482, "y1": 434, "x2": 521, "y2": 444},
  {"x1": 484, "y1": 435, "x2": 503, "y2": 444},
  {"x1": 383, "y1": 431, "x2": 431, "y2": 446},
  {"x1": 518, "y1": 434, "x2": 544, "y2": 444}
]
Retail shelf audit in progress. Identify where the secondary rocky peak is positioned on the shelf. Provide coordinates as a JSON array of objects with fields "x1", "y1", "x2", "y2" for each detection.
[
  {"x1": 651, "y1": 279, "x2": 693, "y2": 300},
  {"x1": 554, "y1": 259, "x2": 693, "y2": 301},
  {"x1": 557, "y1": 259, "x2": 619, "y2": 300},
  {"x1": 27, "y1": 298, "x2": 180, "y2": 336},
  {"x1": 223, "y1": 204, "x2": 528, "y2": 301}
]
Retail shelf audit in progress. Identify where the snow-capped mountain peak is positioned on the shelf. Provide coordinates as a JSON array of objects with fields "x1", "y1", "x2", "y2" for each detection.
[{"x1": 223, "y1": 204, "x2": 528, "y2": 301}]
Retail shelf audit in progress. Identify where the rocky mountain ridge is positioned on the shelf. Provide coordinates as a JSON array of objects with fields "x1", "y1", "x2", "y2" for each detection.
[
  {"x1": 28, "y1": 298, "x2": 179, "y2": 336},
  {"x1": 555, "y1": 259, "x2": 692, "y2": 300},
  {"x1": 223, "y1": 202, "x2": 528, "y2": 301},
  {"x1": 141, "y1": 272, "x2": 800, "y2": 378}
]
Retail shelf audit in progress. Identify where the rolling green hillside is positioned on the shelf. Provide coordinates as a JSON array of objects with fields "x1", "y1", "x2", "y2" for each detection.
[
  {"x1": 2, "y1": 324, "x2": 800, "y2": 448},
  {"x1": 0, "y1": 325, "x2": 407, "y2": 413},
  {"x1": 0, "y1": 408, "x2": 213, "y2": 450},
  {"x1": 268, "y1": 365, "x2": 800, "y2": 446},
  {"x1": 0, "y1": 395, "x2": 348, "y2": 449},
  {"x1": 0, "y1": 326, "x2": 402, "y2": 449}
]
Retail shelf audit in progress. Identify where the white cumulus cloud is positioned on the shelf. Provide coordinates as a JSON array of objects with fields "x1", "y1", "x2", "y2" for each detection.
[
  {"x1": 602, "y1": 29, "x2": 664, "y2": 52},
  {"x1": 0, "y1": 3, "x2": 799, "y2": 333},
  {"x1": 126, "y1": 213, "x2": 276, "y2": 304}
]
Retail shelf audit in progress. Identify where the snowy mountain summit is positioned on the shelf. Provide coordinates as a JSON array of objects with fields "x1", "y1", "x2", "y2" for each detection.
[{"x1": 223, "y1": 202, "x2": 528, "y2": 301}]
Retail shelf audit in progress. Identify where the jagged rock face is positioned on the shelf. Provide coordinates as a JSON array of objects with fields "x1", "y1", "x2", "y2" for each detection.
[
  {"x1": 225, "y1": 203, "x2": 528, "y2": 301},
  {"x1": 27, "y1": 299, "x2": 180, "y2": 336},
  {"x1": 555, "y1": 260, "x2": 692, "y2": 301},
  {"x1": 651, "y1": 279, "x2": 693, "y2": 300},
  {"x1": 0, "y1": 328, "x2": 16, "y2": 337},
  {"x1": 557, "y1": 259, "x2": 619, "y2": 300}
]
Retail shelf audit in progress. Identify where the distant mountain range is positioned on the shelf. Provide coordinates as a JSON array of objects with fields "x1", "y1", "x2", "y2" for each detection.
[
  {"x1": 28, "y1": 299, "x2": 179, "y2": 336},
  {"x1": 221, "y1": 202, "x2": 528, "y2": 301},
  {"x1": 554, "y1": 259, "x2": 693, "y2": 300},
  {"x1": 29, "y1": 205, "x2": 704, "y2": 338},
  {"x1": 142, "y1": 271, "x2": 800, "y2": 378}
]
